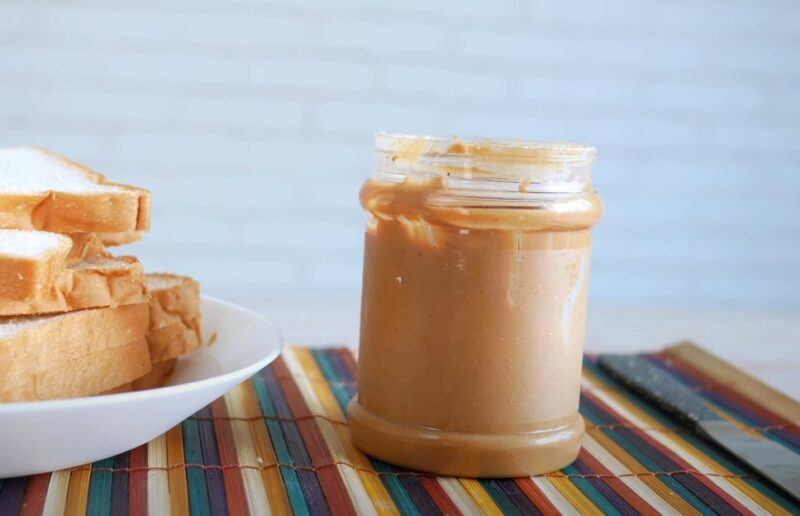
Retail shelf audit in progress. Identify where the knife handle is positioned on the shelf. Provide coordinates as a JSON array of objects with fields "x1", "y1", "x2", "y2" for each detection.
[{"x1": 597, "y1": 354, "x2": 722, "y2": 426}]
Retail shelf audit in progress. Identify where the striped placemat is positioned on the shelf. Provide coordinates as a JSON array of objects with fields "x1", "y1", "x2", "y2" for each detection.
[{"x1": 1, "y1": 344, "x2": 798, "y2": 515}]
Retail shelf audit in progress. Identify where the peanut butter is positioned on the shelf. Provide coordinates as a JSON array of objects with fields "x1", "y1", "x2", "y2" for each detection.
[{"x1": 348, "y1": 135, "x2": 602, "y2": 477}]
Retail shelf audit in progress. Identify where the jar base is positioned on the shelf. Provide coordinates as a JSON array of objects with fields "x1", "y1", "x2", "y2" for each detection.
[{"x1": 347, "y1": 398, "x2": 585, "y2": 478}]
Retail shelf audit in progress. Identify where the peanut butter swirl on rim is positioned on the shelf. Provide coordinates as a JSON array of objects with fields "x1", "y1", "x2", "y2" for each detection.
[
  {"x1": 366, "y1": 134, "x2": 602, "y2": 231},
  {"x1": 375, "y1": 133, "x2": 597, "y2": 193}
]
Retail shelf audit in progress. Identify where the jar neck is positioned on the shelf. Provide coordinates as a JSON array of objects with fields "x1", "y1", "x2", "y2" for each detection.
[
  {"x1": 374, "y1": 133, "x2": 596, "y2": 200},
  {"x1": 361, "y1": 176, "x2": 602, "y2": 231}
]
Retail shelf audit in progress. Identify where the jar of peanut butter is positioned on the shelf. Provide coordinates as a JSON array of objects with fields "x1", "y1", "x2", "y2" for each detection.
[{"x1": 348, "y1": 134, "x2": 602, "y2": 477}]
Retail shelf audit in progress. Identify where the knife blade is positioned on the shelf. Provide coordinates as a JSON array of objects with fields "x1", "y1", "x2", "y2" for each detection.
[{"x1": 598, "y1": 354, "x2": 800, "y2": 503}]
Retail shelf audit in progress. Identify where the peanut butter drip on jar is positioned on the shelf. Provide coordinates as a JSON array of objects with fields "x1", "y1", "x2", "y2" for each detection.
[{"x1": 349, "y1": 134, "x2": 603, "y2": 478}]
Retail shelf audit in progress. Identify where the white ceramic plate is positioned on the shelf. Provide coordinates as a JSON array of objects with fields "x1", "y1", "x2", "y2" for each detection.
[{"x1": 0, "y1": 296, "x2": 283, "y2": 478}]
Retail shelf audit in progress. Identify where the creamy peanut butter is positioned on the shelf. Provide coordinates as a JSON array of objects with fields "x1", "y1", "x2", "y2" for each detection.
[{"x1": 348, "y1": 134, "x2": 602, "y2": 477}]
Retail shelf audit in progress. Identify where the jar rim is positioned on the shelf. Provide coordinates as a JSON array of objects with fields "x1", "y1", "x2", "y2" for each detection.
[{"x1": 375, "y1": 132, "x2": 596, "y2": 164}]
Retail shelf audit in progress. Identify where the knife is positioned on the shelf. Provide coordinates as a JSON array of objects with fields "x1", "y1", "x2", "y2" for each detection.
[{"x1": 597, "y1": 354, "x2": 800, "y2": 503}]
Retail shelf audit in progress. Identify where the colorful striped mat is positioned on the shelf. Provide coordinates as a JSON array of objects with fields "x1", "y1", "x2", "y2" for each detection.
[{"x1": 1, "y1": 344, "x2": 798, "y2": 515}]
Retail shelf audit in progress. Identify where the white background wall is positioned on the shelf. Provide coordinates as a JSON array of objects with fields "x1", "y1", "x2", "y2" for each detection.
[{"x1": 1, "y1": 0, "x2": 798, "y2": 310}]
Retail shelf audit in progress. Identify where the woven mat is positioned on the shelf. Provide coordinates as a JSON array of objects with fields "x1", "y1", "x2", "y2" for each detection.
[{"x1": 1, "y1": 345, "x2": 799, "y2": 515}]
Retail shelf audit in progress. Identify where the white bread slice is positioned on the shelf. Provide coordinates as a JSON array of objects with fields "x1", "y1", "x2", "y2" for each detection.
[
  {"x1": 121, "y1": 270, "x2": 203, "y2": 392},
  {"x1": 0, "y1": 230, "x2": 72, "y2": 301},
  {"x1": 0, "y1": 231, "x2": 148, "y2": 315},
  {"x1": 1, "y1": 338, "x2": 151, "y2": 402},
  {"x1": 0, "y1": 256, "x2": 149, "y2": 316},
  {"x1": 0, "y1": 147, "x2": 150, "y2": 233},
  {"x1": 0, "y1": 303, "x2": 151, "y2": 401},
  {"x1": 146, "y1": 273, "x2": 202, "y2": 363},
  {"x1": 115, "y1": 272, "x2": 203, "y2": 393}
]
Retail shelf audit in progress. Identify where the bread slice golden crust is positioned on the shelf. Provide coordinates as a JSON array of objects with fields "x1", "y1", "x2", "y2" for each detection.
[
  {"x1": 101, "y1": 382, "x2": 134, "y2": 395},
  {"x1": 108, "y1": 357, "x2": 176, "y2": 395},
  {"x1": 67, "y1": 233, "x2": 112, "y2": 261},
  {"x1": 0, "y1": 256, "x2": 149, "y2": 316},
  {"x1": 0, "y1": 233, "x2": 72, "y2": 301},
  {"x1": 99, "y1": 231, "x2": 145, "y2": 247},
  {"x1": 147, "y1": 273, "x2": 202, "y2": 363},
  {"x1": 1, "y1": 338, "x2": 151, "y2": 402},
  {"x1": 0, "y1": 191, "x2": 151, "y2": 233},
  {"x1": 118, "y1": 270, "x2": 205, "y2": 391},
  {"x1": 148, "y1": 322, "x2": 201, "y2": 363},
  {"x1": 100, "y1": 273, "x2": 204, "y2": 394},
  {"x1": 66, "y1": 232, "x2": 143, "y2": 260},
  {"x1": 0, "y1": 303, "x2": 150, "y2": 401},
  {"x1": 0, "y1": 147, "x2": 151, "y2": 233},
  {"x1": 132, "y1": 358, "x2": 177, "y2": 390}
]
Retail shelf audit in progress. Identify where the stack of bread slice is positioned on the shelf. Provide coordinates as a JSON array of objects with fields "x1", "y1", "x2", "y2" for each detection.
[{"x1": 0, "y1": 146, "x2": 202, "y2": 402}]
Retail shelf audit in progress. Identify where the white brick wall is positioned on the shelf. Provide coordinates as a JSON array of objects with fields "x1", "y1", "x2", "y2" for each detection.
[{"x1": 0, "y1": 0, "x2": 798, "y2": 309}]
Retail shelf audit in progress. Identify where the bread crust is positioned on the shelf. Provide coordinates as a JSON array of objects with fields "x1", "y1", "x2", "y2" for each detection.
[
  {"x1": 148, "y1": 322, "x2": 201, "y2": 363},
  {"x1": 101, "y1": 382, "x2": 134, "y2": 395},
  {"x1": 132, "y1": 358, "x2": 176, "y2": 390},
  {"x1": 0, "y1": 303, "x2": 150, "y2": 400},
  {"x1": 104, "y1": 357, "x2": 176, "y2": 394},
  {"x1": 99, "y1": 231, "x2": 145, "y2": 247},
  {"x1": 147, "y1": 273, "x2": 202, "y2": 363},
  {"x1": 0, "y1": 256, "x2": 149, "y2": 316},
  {"x1": 0, "y1": 337, "x2": 151, "y2": 402},
  {"x1": 0, "y1": 235, "x2": 71, "y2": 300},
  {"x1": 0, "y1": 148, "x2": 151, "y2": 233},
  {"x1": 66, "y1": 232, "x2": 143, "y2": 260},
  {"x1": 67, "y1": 233, "x2": 111, "y2": 261}
]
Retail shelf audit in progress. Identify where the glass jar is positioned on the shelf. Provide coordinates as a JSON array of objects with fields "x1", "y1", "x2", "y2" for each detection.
[{"x1": 348, "y1": 133, "x2": 602, "y2": 477}]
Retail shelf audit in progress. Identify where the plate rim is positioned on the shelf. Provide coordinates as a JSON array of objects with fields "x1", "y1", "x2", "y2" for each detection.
[{"x1": 0, "y1": 295, "x2": 284, "y2": 414}]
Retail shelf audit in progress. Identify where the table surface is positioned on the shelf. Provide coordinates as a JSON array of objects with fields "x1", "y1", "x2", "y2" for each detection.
[{"x1": 234, "y1": 296, "x2": 800, "y2": 400}]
